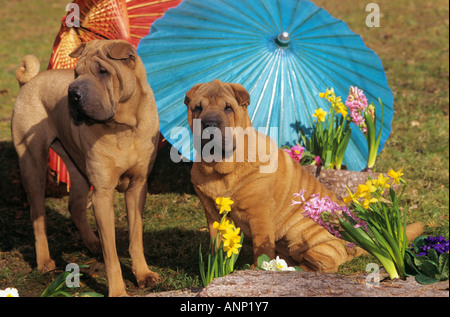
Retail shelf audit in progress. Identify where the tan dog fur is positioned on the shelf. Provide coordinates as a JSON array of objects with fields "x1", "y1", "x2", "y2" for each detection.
[
  {"x1": 12, "y1": 40, "x2": 160, "y2": 296},
  {"x1": 185, "y1": 80, "x2": 422, "y2": 272}
]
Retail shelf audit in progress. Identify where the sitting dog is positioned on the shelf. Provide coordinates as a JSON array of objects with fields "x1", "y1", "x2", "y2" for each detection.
[
  {"x1": 185, "y1": 79, "x2": 422, "y2": 272},
  {"x1": 12, "y1": 40, "x2": 160, "y2": 296}
]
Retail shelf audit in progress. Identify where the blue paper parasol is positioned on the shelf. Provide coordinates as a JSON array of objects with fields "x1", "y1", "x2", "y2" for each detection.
[{"x1": 137, "y1": 0, "x2": 393, "y2": 171}]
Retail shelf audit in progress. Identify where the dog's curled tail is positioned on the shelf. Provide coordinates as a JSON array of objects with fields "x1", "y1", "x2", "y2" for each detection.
[{"x1": 16, "y1": 55, "x2": 40, "y2": 87}]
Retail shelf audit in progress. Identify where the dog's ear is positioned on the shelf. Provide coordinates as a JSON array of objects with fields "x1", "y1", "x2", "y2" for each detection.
[
  {"x1": 184, "y1": 83, "x2": 203, "y2": 106},
  {"x1": 230, "y1": 83, "x2": 250, "y2": 107},
  {"x1": 107, "y1": 40, "x2": 136, "y2": 69},
  {"x1": 69, "y1": 42, "x2": 87, "y2": 58}
]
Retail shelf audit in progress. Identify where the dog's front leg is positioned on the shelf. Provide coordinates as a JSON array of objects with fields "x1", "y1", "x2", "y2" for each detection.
[
  {"x1": 248, "y1": 208, "x2": 276, "y2": 265},
  {"x1": 91, "y1": 188, "x2": 127, "y2": 297},
  {"x1": 125, "y1": 182, "x2": 161, "y2": 288},
  {"x1": 194, "y1": 189, "x2": 223, "y2": 243}
]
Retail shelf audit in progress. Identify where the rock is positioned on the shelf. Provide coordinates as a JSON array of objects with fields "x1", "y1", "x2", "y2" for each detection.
[
  {"x1": 198, "y1": 270, "x2": 449, "y2": 297},
  {"x1": 303, "y1": 165, "x2": 386, "y2": 199}
]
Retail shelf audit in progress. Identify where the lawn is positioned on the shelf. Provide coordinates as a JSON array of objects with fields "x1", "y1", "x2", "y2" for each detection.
[{"x1": 0, "y1": 0, "x2": 448, "y2": 297}]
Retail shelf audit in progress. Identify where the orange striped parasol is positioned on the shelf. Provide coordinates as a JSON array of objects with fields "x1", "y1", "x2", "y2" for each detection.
[{"x1": 47, "y1": 0, "x2": 181, "y2": 189}]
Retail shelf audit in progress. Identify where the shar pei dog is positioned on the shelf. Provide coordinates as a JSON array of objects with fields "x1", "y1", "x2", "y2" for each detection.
[
  {"x1": 184, "y1": 79, "x2": 422, "y2": 272},
  {"x1": 12, "y1": 40, "x2": 160, "y2": 296}
]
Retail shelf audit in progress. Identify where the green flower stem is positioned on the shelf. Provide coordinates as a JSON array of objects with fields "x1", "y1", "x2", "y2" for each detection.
[
  {"x1": 365, "y1": 99, "x2": 384, "y2": 169},
  {"x1": 339, "y1": 218, "x2": 401, "y2": 280}
]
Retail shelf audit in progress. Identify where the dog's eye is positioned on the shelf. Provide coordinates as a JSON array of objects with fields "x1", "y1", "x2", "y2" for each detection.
[
  {"x1": 193, "y1": 105, "x2": 202, "y2": 113},
  {"x1": 99, "y1": 67, "x2": 108, "y2": 75},
  {"x1": 225, "y1": 104, "x2": 233, "y2": 112}
]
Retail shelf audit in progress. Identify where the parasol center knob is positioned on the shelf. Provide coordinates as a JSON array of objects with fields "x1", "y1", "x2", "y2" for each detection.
[{"x1": 275, "y1": 32, "x2": 290, "y2": 48}]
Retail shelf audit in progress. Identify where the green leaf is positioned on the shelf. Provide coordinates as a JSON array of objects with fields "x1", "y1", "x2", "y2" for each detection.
[
  {"x1": 411, "y1": 236, "x2": 429, "y2": 254},
  {"x1": 257, "y1": 254, "x2": 271, "y2": 268},
  {"x1": 438, "y1": 252, "x2": 449, "y2": 281},
  {"x1": 324, "y1": 149, "x2": 332, "y2": 169},
  {"x1": 77, "y1": 292, "x2": 104, "y2": 297},
  {"x1": 428, "y1": 248, "x2": 439, "y2": 264},
  {"x1": 199, "y1": 245, "x2": 208, "y2": 287},
  {"x1": 414, "y1": 257, "x2": 439, "y2": 279},
  {"x1": 415, "y1": 273, "x2": 439, "y2": 285},
  {"x1": 41, "y1": 271, "x2": 71, "y2": 297},
  {"x1": 404, "y1": 249, "x2": 421, "y2": 276},
  {"x1": 374, "y1": 98, "x2": 384, "y2": 149},
  {"x1": 48, "y1": 291, "x2": 73, "y2": 298}
]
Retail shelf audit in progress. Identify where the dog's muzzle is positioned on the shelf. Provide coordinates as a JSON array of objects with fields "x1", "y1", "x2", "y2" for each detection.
[{"x1": 68, "y1": 82, "x2": 114, "y2": 126}]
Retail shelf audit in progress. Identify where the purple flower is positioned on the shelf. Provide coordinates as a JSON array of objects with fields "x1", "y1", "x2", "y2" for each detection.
[{"x1": 416, "y1": 236, "x2": 449, "y2": 256}]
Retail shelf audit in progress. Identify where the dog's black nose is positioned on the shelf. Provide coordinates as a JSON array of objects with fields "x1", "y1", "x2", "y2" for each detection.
[
  {"x1": 68, "y1": 88, "x2": 83, "y2": 104},
  {"x1": 202, "y1": 120, "x2": 219, "y2": 129}
]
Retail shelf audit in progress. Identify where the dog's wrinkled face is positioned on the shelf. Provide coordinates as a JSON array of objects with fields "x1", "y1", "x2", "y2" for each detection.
[
  {"x1": 184, "y1": 80, "x2": 251, "y2": 156},
  {"x1": 68, "y1": 40, "x2": 137, "y2": 125}
]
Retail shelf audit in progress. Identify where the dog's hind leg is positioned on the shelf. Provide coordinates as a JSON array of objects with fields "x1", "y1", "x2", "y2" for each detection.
[
  {"x1": 50, "y1": 140, "x2": 101, "y2": 254},
  {"x1": 299, "y1": 239, "x2": 351, "y2": 272},
  {"x1": 283, "y1": 217, "x2": 354, "y2": 272},
  {"x1": 13, "y1": 133, "x2": 56, "y2": 272}
]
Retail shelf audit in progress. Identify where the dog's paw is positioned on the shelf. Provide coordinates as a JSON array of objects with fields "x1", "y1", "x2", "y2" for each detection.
[
  {"x1": 38, "y1": 258, "x2": 57, "y2": 273},
  {"x1": 84, "y1": 236, "x2": 102, "y2": 254},
  {"x1": 137, "y1": 271, "x2": 162, "y2": 288}
]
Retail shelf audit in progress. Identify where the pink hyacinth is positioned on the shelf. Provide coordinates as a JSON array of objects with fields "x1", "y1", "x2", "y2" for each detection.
[
  {"x1": 341, "y1": 206, "x2": 368, "y2": 232},
  {"x1": 291, "y1": 191, "x2": 342, "y2": 238},
  {"x1": 291, "y1": 191, "x2": 368, "y2": 239},
  {"x1": 350, "y1": 110, "x2": 367, "y2": 133},
  {"x1": 292, "y1": 189, "x2": 307, "y2": 204},
  {"x1": 346, "y1": 86, "x2": 369, "y2": 132},
  {"x1": 346, "y1": 86, "x2": 368, "y2": 112}
]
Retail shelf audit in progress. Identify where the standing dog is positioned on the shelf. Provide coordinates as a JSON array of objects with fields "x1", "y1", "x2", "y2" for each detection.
[
  {"x1": 12, "y1": 40, "x2": 160, "y2": 296},
  {"x1": 185, "y1": 80, "x2": 421, "y2": 272}
]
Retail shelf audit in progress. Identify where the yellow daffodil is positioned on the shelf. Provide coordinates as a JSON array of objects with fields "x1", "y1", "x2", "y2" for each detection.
[
  {"x1": 373, "y1": 174, "x2": 391, "y2": 193},
  {"x1": 334, "y1": 101, "x2": 348, "y2": 118},
  {"x1": 362, "y1": 196, "x2": 378, "y2": 209},
  {"x1": 200, "y1": 198, "x2": 243, "y2": 286},
  {"x1": 223, "y1": 228, "x2": 241, "y2": 245},
  {"x1": 356, "y1": 181, "x2": 377, "y2": 200},
  {"x1": 319, "y1": 87, "x2": 335, "y2": 102},
  {"x1": 343, "y1": 187, "x2": 358, "y2": 205},
  {"x1": 223, "y1": 227, "x2": 242, "y2": 258},
  {"x1": 388, "y1": 167, "x2": 404, "y2": 185},
  {"x1": 354, "y1": 181, "x2": 379, "y2": 209},
  {"x1": 213, "y1": 220, "x2": 234, "y2": 235},
  {"x1": 216, "y1": 197, "x2": 234, "y2": 214},
  {"x1": 313, "y1": 108, "x2": 327, "y2": 122}
]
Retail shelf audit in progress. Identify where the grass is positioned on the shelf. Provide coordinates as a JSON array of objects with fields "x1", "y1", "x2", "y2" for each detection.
[{"x1": 0, "y1": 0, "x2": 448, "y2": 296}]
